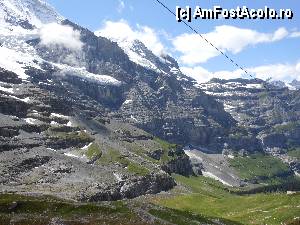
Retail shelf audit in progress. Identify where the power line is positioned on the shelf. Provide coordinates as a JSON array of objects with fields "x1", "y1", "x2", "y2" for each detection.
[{"x1": 153, "y1": 0, "x2": 271, "y2": 90}]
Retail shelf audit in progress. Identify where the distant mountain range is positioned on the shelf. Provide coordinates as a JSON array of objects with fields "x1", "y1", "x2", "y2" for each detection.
[{"x1": 271, "y1": 79, "x2": 300, "y2": 90}]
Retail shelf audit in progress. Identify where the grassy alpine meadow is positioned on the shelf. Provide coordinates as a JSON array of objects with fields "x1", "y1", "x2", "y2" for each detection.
[
  {"x1": 228, "y1": 154, "x2": 291, "y2": 184},
  {"x1": 152, "y1": 175, "x2": 300, "y2": 225},
  {"x1": 0, "y1": 193, "x2": 241, "y2": 225},
  {"x1": 0, "y1": 194, "x2": 142, "y2": 225}
]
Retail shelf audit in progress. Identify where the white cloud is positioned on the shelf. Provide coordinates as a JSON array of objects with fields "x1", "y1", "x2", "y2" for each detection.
[
  {"x1": 173, "y1": 34, "x2": 219, "y2": 65},
  {"x1": 173, "y1": 26, "x2": 289, "y2": 65},
  {"x1": 290, "y1": 31, "x2": 300, "y2": 38},
  {"x1": 181, "y1": 66, "x2": 241, "y2": 84},
  {"x1": 272, "y1": 27, "x2": 289, "y2": 41},
  {"x1": 39, "y1": 23, "x2": 83, "y2": 51},
  {"x1": 296, "y1": 62, "x2": 300, "y2": 71},
  {"x1": 249, "y1": 63, "x2": 300, "y2": 81},
  {"x1": 117, "y1": 0, "x2": 125, "y2": 13},
  {"x1": 182, "y1": 62, "x2": 300, "y2": 84},
  {"x1": 95, "y1": 20, "x2": 166, "y2": 56}
]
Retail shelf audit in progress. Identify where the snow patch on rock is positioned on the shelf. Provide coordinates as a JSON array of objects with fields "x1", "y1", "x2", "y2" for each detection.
[
  {"x1": 0, "y1": 46, "x2": 41, "y2": 80},
  {"x1": 202, "y1": 171, "x2": 233, "y2": 187},
  {"x1": 113, "y1": 173, "x2": 123, "y2": 182},
  {"x1": 123, "y1": 99, "x2": 133, "y2": 105},
  {"x1": 53, "y1": 63, "x2": 122, "y2": 86},
  {"x1": 81, "y1": 143, "x2": 93, "y2": 151},
  {"x1": 51, "y1": 113, "x2": 68, "y2": 119},
  {"x1": 24, "y1": 118, "x2": 37, "y2": 124},
  {"x1": 0, "y1": 86, "x2": 14, "y2": 94},
  {"x1": 8, "y1": 95, "x2": 31, "y2": 102}
]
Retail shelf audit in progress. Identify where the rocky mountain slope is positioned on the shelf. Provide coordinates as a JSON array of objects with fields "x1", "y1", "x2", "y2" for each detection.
[
  {"x1": 198, "y1": 78, "x2": 300, "y2": 176},
  {"x1": 0, "y1": 0, "x2": 299, "y2": 203},
  {"x1": 0, "y1": 65, "x2": 190, "y2": 201},
  {"x1": 0, "y1": 0, "x2": 233, "y2": 200}
]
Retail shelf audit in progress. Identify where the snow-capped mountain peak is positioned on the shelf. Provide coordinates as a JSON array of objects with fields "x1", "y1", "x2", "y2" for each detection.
[
  {"x1": 94, "y1": 30, "x2": 194, "y2": 85},
  {"x1": 0, "y1": 0, "x2": 63, "y2": 28},
  {"x1": 271, "y1": 80, "x2": 300, "y2": 90},
  {"x1": 0, "y1": 0, "x2": 123, "y2": 86},
  {"x1": 289, "y1": 79, "x2": 300, "y2": 90},
  {"x1": 0, "y1": 0, "x2": 63, "y2": 80},
  {"x1": 94, "y1": 30, "x2": 177, "y2": 74}
]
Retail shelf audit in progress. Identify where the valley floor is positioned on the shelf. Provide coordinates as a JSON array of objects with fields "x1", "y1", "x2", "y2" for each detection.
[
  {"x1": 152, "y1": 175, "x2": 300, "y2": 225},
  {"x1": 1, "y1": 175, "x2": 299, "y2": 225}
]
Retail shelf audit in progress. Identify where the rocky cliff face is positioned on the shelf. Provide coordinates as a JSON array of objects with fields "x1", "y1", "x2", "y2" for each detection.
[
  {"x1": 198, "y1": 78, "x2": 300, "y2": 146},
  {"x1": 0, "y1": 67, "x2": 181, "y2": 201},
  {"x1": 25, "y1": 18, "x2": 237, "y2": 150},
  {"x1": 198, "y1": 78, "x2": 300, "y2": 174}
]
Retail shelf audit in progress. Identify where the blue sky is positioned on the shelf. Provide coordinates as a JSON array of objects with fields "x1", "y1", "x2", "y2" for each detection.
[{"x1": 46, "y1": 0, "x2": 300, "y2": 83}]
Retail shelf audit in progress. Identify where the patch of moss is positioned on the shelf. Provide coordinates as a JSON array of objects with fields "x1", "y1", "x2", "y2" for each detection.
[
  {"x1": 123, "y1": 141, "x2": 162, "y2": 164},
  {"x1": 86, "y1": 143, "x2": 102, "y2": 159},
  {"x1": 52, "y1": 131, "x2": 94, "y2": 143},
  {"x1": 154, "y1": 137, "x2": 177, "y2": 150},
  {"x1": 154, "y1": 137, "x2": 178, "y2": 163},
  {"x1": 96, "y1": 148, "x2": 149, "y2": 176},
  {"x1": 48, "y1": 125, "x2": 79, "y2": 133},
  {"x1": 97, "y1": 148, "x2": 122, "y2": 165},
  {"x1": 127, "y1": 162, "x2": 150, "y2": 176}
]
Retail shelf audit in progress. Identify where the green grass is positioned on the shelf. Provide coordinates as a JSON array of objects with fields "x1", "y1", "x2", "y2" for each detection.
[
  {"x1": 229, "y1": 154, "x2": 290, "y2": 183},
  {"x1": 96, "y1": 148, "x2": 127, "y2": 166},
  {"x1": 153, "y1": 175, "x2": 300, "y2": 225},
  {"x1": 171, "y1": 174, "x2": 234, "y2": 197},
  {"x1": 123, "y1": 137, "x2": 182, "y2": 165},
  {"x1": 86, "y1": 143, "x2": 102, "y2": 159},
  {"x1": 287, "y1": 148, "x2": 300, "y2": 160},
  {"x1": 0, "y1": 194, "x2": 139, "y2": 225},
  {"x1": 148, "y1": 207, "x2": 241, "y2": 225},
  {"x1": 127, "y1": 162, "x2": 150, "y2": 176},
  {"x1": 48, "y1": 129, "x2": 94, "y2": 143},
  {"x1": 153, "y1": 137, "x2": 178, "y2": 163},
  {"x1": 123, "y1": 142, "x2": 158, "y2": 163},
  {"x1": 154, "y1": 137, "x2": 177, "y2": 150},
  {"x1": 48, "y1": 125, "x2": 78, "y2": 133},
  {"x1": 97, "y1": 149, "x2": 150, "y2": 176},
  {"x1": 0, "y1": 194, "x2": 242, "y2": 225}
]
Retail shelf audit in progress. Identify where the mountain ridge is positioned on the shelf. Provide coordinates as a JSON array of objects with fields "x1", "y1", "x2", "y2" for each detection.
[{"x1": 0, "y1": 0, "x2": 299, "y2": 204}]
